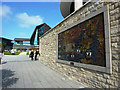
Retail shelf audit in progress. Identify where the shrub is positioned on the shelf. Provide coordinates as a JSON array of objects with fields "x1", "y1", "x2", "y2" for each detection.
[
  {"x1": 4, "y1": 52, "x2": 11, "y2": 55},
  {"x1": 15, "y1": 52, "x2": 21, "y2": 55},
  {"x1": 26, "y1": 51, "x2": 29, "y2": 55},
  {"x1": 4, "y1": 52, "x2": 21, "y2": 55}
]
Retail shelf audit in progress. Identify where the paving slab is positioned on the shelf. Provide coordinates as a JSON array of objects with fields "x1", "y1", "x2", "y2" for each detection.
[{"x1": 1, "y1": 52, "x2": 90, "y2": 88}]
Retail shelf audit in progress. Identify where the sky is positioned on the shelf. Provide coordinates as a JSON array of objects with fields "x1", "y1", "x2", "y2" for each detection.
[{"x1": 1, "y1": 2, "x2": 64, "y2": 40}]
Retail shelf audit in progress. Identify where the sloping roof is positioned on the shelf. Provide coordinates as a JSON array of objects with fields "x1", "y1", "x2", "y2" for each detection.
[
  {"x1": 30, "y1": 23, "x2": 51, "y2": 43},
  {"x1": 0, "y1": 37, "x2": 13, "y2": 41},
  {"x1": 14, "y1": 38, "x2": 30, "y2": 41},
  {"x1": 30, "y1": 23, "x2": 51, "y2": 40}
]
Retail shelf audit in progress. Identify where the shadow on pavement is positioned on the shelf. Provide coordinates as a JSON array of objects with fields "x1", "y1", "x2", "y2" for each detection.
[
  {"x1": 1, "y1": 62, "x2": 7, "y2": 65},
  {"x1": 2, "y1": 69, "x2": 19, "y2": 88}
]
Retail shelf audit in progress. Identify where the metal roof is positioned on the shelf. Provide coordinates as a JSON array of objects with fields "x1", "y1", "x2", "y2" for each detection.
[{"x1": 14, "y1": 38, "x2": 30, "y2": 41}]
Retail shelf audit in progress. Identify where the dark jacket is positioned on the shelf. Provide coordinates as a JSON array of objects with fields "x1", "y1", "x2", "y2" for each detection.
[{"x1": 30, "y1": 51, "x2": 34, "y2": 57}]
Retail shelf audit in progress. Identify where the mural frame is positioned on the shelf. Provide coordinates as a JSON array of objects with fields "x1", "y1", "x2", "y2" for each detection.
[{"x1": 56, "y1": 5, "x2": 112, "y2": 74}]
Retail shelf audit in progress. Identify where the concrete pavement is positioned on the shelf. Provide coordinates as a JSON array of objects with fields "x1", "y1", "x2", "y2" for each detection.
[
  {"x1": 19, "y1": 52, "x2": 27, "y2": 55},
  {"x1": 1, "y1": 52, "x2": 89, "y2": 88}
]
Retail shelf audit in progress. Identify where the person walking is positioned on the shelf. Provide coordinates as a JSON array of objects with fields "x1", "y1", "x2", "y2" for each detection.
[
  {"x1": 30, "y1": 50, "x2": 34, "y2": 60},
  {"x1": 29, "y1": 50, "x2": 31, "y2": 57},
  {"x1": 35, "y1": 50, "x2": 39, "y2": 60}
]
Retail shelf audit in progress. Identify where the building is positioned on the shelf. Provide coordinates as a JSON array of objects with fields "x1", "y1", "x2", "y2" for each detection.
[
  {"x1": 60, "y1": 0, "x2": 89, "y2": 18},
  {"x1": 13, "y1": 38, "x2": 32, "y2": 51},
  {"x1": 13, "y1": 23, "x2": 51, "y2": 50},
  {"x1": 30, "y1": 23, "x2": 51, "y2": 45},
  {"x1": 39, "y1": 0, "x2": 120, "y2": 88},
  {"x1": 0, "y1": 37, "x2": 13, "y2": 52},
  {"x1": 14, "y1": 38, "x2": 30, "y2": 45}
]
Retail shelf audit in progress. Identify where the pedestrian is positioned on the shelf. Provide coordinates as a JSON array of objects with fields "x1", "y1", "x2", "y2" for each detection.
[
  {"x1": 29, "y1": 50, "x2": 34, "y2": 60},
  {"x1": 35, "y1": 50, "x2": 40, "y2": 60},
  {"x1": 29, "y1": 50, "x2": 31, "y2": 57}
]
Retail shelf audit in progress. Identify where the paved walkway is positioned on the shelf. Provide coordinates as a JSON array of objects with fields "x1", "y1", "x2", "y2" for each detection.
[
  {"x1": 19, "y1": 52, "x2": 27, "y2": 55},
  {"x1": 1, "y1": 52, "x2": 89, "y2": 88}
]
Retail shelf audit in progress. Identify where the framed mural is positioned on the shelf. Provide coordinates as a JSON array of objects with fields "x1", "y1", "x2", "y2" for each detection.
[{"x1": 57, "y1": 6, "x2": 112, "y2": 73}]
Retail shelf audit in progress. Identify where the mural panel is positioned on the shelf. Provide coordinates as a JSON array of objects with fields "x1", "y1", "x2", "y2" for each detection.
[{"x1": 58, "y1": 13, "x2": 106, "y2": 67}]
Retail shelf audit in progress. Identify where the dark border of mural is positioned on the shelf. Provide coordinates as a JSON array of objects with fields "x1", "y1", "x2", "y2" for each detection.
[
  {"x1": 56, "y1": 5, "x2": 112, "y2": 74},
  {"x1": 58, "y1": 12, "x2": 106, "y2": 67}
]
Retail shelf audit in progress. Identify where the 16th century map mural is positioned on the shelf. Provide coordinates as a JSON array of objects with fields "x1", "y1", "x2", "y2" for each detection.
[{"x1": 58, "y1": 13, "x2": 106, "y2": 67}]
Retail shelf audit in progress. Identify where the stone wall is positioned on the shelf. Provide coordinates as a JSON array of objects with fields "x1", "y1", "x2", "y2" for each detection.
[{"x1": 39, "y1": 1, "x2": 120, "y2": 88}]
